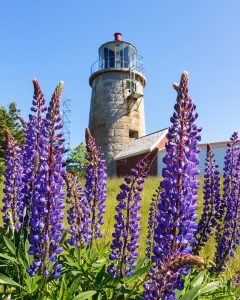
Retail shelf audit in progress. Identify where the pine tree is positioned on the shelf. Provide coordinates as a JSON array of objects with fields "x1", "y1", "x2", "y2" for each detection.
[{"x1": 0, "y1": 102, "x2": 24, "y2": 179}]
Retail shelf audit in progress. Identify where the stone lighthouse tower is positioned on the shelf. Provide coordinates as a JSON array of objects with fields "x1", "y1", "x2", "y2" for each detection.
[{"x1": 89, "y1": 33, "x2": 146, "y2": 176}]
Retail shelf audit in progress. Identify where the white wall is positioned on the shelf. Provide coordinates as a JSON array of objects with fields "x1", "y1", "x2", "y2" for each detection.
[{"x1": 157, "y1": 144, "x2": 228, "y2": 176}]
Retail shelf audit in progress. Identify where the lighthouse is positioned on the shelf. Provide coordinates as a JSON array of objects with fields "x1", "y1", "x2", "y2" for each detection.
[{"x1": 88, "y1": 33, "x2": 146, "y2": 176}]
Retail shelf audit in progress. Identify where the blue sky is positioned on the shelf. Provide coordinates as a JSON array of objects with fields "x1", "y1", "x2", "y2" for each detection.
[{"x1": 0, "y1": 1, "x2": 239, "y2": 148}]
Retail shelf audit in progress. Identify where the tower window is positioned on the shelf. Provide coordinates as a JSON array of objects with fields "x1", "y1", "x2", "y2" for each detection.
[
  {"x1": 129, "y1": 130, "x2": 138, "y2": 139},
  {"x1": 104, "y1": 47, "x2": 115, "y2": 68}
]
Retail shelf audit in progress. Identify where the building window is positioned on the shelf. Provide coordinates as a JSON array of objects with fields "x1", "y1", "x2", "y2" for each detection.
[
  {"x1": 126, "y1": 79, "x2": 137, "y2": 93},
  {"x1": 129, "y1": 130, "x2": 138, "y2": 139}
]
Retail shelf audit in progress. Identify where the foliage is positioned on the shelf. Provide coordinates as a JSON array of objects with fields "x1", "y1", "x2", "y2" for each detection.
[
  {"x1": 0, "y1": 102, "x2": 24, "y2": 180},
  {"x1": 66, "y1": 143, "x2": 87, "y2": 178}
]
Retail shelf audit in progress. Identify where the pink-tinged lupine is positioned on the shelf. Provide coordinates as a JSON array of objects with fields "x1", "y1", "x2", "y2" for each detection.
[
  {"x1": 2, "y1": 130, "x2": 24, "y2": 232},
  {"x1": 27, "y1": 81, "x2": 66, "y2": 278}
]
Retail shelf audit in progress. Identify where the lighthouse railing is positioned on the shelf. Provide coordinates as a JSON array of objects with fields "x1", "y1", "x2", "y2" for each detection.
[{"x1": 90, "y1": 54, "x2": 144, "y2": 75}]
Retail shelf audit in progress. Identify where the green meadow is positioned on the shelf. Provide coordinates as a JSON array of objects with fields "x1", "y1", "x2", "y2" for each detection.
[{"x1": 0, "y1": 176, "x2": 239, "y2": 278}]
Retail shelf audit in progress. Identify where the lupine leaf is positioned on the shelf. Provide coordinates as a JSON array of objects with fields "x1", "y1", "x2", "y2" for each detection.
[
  {"x1": 18, "y1": 249, "x2": 28, "y2": 268},
  {"x1": 95, "y1": 264, "x2": 105, "y2": 284},
  {"x1": 200, "y1": 281, "x2": 220, "y2": 294},
  {"x1": 3, "y1": 236, "x2": 16, "y2": 255},
  {"x1": 72, "y1": 290, "x2": 97, "y2": 300},
  {"x1": 92, "y1": 258, "x2": 106, "y2": 268},
  {"x1": 191, "y1": 270, "x2": 207, "y2": 288},
  {"x1": 25, "y1": 239, "x2": 31, "y2": 266},
  {"x1": 178, "y1": 285, "x2": 201, "y2": 300},
  {"x1": 31, "y1": 275, "x2": 42, "y2": 293},
  {"x1": 124, "y1": 265, "x2": 149, "y2": 283},
  {"x1": 66, "y1": 276, "x2": 81, "y2": 300},
  {"x1": 59, "y1": 276, "x2": 67, "y2": 300},
  {"x1": 0, "y1": 252, "x2": 18, "y2": 264},
  {"x1": 0, "y1": 273, "x2": 25, "y2": 289}
]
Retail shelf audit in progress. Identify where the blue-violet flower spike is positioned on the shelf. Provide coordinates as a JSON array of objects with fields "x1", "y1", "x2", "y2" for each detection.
[
  {"x1": 108, "y1": 147, "x2": 158, "y2": 278},
  {"x1": 27, "y1": 81, "x2": 66, "y2": 278},
  {"x1": 214, "y1": 132, "x2": 240, "y2": 272},
  {"x1": 64, "y1": 172, "x2": 91, "y2": 246},
  {"x1": 144, "y1": 71, "x2": 201, "y2": 300},
  {"x1": 145, "y1": 186, "x2": 162, "y2": 259},
  {"x1": 85, "y1": 128, "x2": 107, "y2": 244},
  {"x1": 20, "y1": 79, "x2": 47, "y2": 226},
  {"x1": 193, "y1": 144, "x2": 220, "y2": 255},
  {"x1": 2, "y1": 130, "x2": 24, "y2": 232}
]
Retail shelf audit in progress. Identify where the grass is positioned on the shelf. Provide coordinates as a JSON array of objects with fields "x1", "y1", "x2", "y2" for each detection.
[{"x1": 0, "y1": 176, "x2": 240, "y2": 277}]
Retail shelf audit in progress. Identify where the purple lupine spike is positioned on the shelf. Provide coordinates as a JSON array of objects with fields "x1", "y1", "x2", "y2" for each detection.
[
  {"x1": 2, "y1": 130, "x2": 24, "y2": 232},
  {"x1": 84, "y1": 128, "x2": 107, "y2": 243},
  {"x1": 144, "y1": 254, "x2": 204, "y2": 300},
  {"x1": 108, "y1": 148, "x2": 158, "y2": 278},
  {"x1": 145, "y1": 186, "x2": 162, "y2": 259},
  {"x1": 144, "y1": 71, "x2": 202, "y2": 299},
  {"x1": 20, "y1": 79, "x2": 47, "y2": 226},
  {"x1": 214, "y1": 132, "x2": 240, "y2": 272},
  {"x1": 27, "y1": 81, "x2": 66, "y2": 278},
  {"x1": 193, "y1": 144, "x2": 221, "y2": 255},
  {"x1": 64, "y1": 172, "x2": 91, "y2": 246}
]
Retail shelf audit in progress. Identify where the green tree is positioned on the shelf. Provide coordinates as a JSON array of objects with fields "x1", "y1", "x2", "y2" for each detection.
[
  {"x1": 8, "y1": 102, "x2": 24, "y2": 144},
  {"x1": 66, "y1": 142, "x2": 87, "y2": 178},
  {"x1": 0, "y1": 102, "x2": 24, "y2": 180}
]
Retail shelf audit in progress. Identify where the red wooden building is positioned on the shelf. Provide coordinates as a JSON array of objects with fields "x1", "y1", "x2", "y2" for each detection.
[{"x1": 114, "y1": 129, "x2": 168, "y2": 177}]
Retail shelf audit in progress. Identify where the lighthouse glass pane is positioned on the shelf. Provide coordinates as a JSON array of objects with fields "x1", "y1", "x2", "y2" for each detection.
[
  {"x1": 120, "y1": 47, "x2": 129, "y2": 68},
  {"x1": 104, "y1": 47, "x2": 115, "y2": 68}
]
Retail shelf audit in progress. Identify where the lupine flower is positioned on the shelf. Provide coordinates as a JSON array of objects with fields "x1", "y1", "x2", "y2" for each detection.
[
  {"x1": 146, "y1": 186, "x2": 162, "y2": 259},
  {"x1": 27, "y1": 81, "x2": 66, "y2": 278},
  {"x1": 2, "y1": 130, "x2": 24, "y2": 232},
  {"x1": 193, "y1": 144, "x2": 220, "y2": 255},
  {"x1": 144, "y1": 71, "x2": 201, "y2": 299},
  {"x1": 20, "y1": 79, "x2": 47, "y2": 226},
  {"x1": 214, "y1": 132, "x2": 240, "y2": 272},
  {"x1": 108, "y1": 148, "x2": 158, "y2": 278},
  {"x1": 64, "y1": 172, "x2": 91, "y2": 246},
  {"x1": 144, "y1": 254, "x2": 204, "y2": 300},
  {"x1": 85, "y1": 128, "x2": 107, "y2": 243}
]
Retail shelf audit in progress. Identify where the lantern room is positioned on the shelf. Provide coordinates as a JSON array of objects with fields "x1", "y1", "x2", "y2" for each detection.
[
  {"x1": 90, "y1": 33, "x2": 144, "y2": 75},
  {"x1": 99, "y1": 33, "x2": 136, "y2": 69}
]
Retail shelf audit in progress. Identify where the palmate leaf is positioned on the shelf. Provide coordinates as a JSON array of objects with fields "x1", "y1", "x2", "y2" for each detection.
[
  {"x1": 24, "y1": 273, "x2": 42, "y2": 294},
  {"x1": 72, "y1": 290, "x2": 97, "y2": 300}
]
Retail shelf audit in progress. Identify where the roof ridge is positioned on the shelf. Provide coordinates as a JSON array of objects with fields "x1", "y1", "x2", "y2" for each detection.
[{"x1": 136, "y1": 127, "x2": 168, "y2": 140}]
